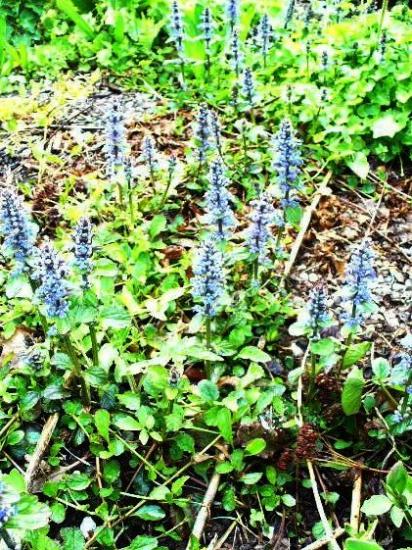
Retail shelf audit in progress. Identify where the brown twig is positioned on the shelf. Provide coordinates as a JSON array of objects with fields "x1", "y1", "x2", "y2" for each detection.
[
  {"x1": 282, "y1": 170, "x2": 333, "y2": 282},
  {"x1": 350, "y1": 470, "x2": 362, "y2": 533},
  {"x1": 25, "y1": 412, "x2": 59, "y2": 492},
  {"x1": 186, "y1": 458, "x2": 223, "y2": 549}
]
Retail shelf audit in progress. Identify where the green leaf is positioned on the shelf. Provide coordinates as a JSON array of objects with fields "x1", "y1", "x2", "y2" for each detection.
[
  {"x1": 372, "y1": 115, "x2": 401, "y2": 138},
  {"x1": 245, "y1": 438, "x2": 266, "y2": 456},
  {"x1": 50, "y1": 501, "x2": 66, "y2": 524},
  {"x1": 61, "y1": 528, "x2": 85, "y2": 550},
  {"x1": 281, "y1": 494, "x2": 296, "y2": 507},
  {"x1": 241, "y1": 472, "x2": 263, "y2": 485},
  {"x1": 341, "y1": 366, "x2": 365, "y2": 415},
  {"x1": 66, "y1": 472, "x2": 91, "y2": 491},
  {"x1": 310, "y1": 338, "x2": 335, "y2": 356},
  {"x1": 389, "y1": 505, "x2": 404, "y2": 528},
  {"x1": 134, "y1": 504, "x2": 166, "y2": 521},
  {"x1": 128, "y1": 536, "x2": 158, "y2": 550},
  {"x1": 386, "y1": 461, "x2": 408, "y2": 495},
  {"x1": 348, "y1": 152, "x2": 369, "y2": 180},
  {"x1": 216, "y1": 407, "x2": 233, "y2": 443},
  {"x1": 343, "y1": 342, "x2": 371, "y2": 368},
  {"x1": 237, "y1": 346, "x2": 271, "y2": 363},
  {"x1": 95, "y1": 409, "x2": 110, "y2": 443},
  {"x1": 344, "y1": 540, "x2": 384, "y2": 550},
  {"x1": 361, "y1": 495, "x2": 392, "y2": 516},
  {"x1": 112, "y1": 413, "x2": 141, "y2": 431},
  {"x1": 222, "y1": 486, "x2": 236, "y2": 511},
  {"x1": 149, "y1": 215, "x2": 167, "y2": 238},
  {"x1": 56, "y1": 0, "x2": 95, "y2": 38},
  {"x1": 371, "y1": 357, "x2": 390, "y2": 380},
  {"x1": 100, "y1": 305, "x2": 131, "y2": 329},
  {"x1": 198, "y1": 380, "x2": 219, "y2": 402}
]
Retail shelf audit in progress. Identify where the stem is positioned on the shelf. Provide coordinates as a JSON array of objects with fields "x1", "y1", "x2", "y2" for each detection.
[
  {"x1": 62, "y1": 335, "x2": 90, "y2": 408},
  {"x1": 128, "y1": 182, "x2": 134, "y2": 226},
  {"x1": 252, "y1": 258, "x2": 259, "y2": 283},
  {"x1": 205, "y1": 317, "x2": 212, "y2": 350},
  {"x1": 400, "y1": 370, "x2": 412, "y2": 417},
  {"x1": 117, "y1": 182, "x2": 124, "y2": 206},
  {"x1": 89, "y1": 323, "x2": 99, "y2": 368},
  {"x1": 205, "y1": 52, "x2": 211, "y2": 82},
  {"x1": 378, "y1": 0, "x2": 388, "y2": 35},
  {"x1": 179, "y1": 56, "x2": 186, "y2": 87},
  {"x1": 337, "y1": 304, "x2": 356, "y2": 376},
  {"x1": 160, "y1": 174, "x2": 173, "y2": 207}
]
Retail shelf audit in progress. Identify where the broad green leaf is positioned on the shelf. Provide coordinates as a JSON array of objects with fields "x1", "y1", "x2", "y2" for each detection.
[
  {"x1": 198, "y1": 380, "x2": 219, "y2": 402},
  {"x1": 347, "y1": 152, "x2": 369, "y2": 180},
  {"x1": 241, "y1": 472, "x2": 263, "y2": 485},
  {"x1": 134, "y1": 504, "x2": 166, "y2": 521},
  {"x1": 56, "y1": 0, "x2": 95, "y2": 38},
  {"x1": 237, "y1": 346, "x2": 271, "y2": 363},
  {"x1": 112, "y1": 413, "x2": 141, "y2": 431},
  {"x1": 389, "y1": 505, "x2": 404, "y2": 528},
  {"x1": 341, "y1": 366, "x2": 365, "y2": 415},
  {"x1": 95, "y1": 409, "x2": 111, "y2": 443},
  {"x1": 386, "y1": 461, "x2": 408, "y2": 495},
  {"x1": 344, "y1": 540, "x2": 384, "y2": 550},
  {"x1": 128, "y1": 536, "x2": 158, "y2": 550},
  {"x1": 281, "y1": 494, "x2": 296, "y2": 507},
  {"x1": 372, "y1": 115, "x2": 401, "y2": 138},
  {"x1": 371, "y1": 357, "x2": 390, "y2": 380},
  {"x1": 61, "y1": 527, "x2": 85, "y2": 550},
  {"x1": 245, "y1": 438, "x2": 266, "y2": 456},
  {"x1": 361, "y1": 495, "x2": 392, "y2": 516},
  {"x1": 343, "y1": 342, "x2": 371, "y2": 368},
  {"x1": 310, "y1": 338, "x2": 335, "y2": 356}
]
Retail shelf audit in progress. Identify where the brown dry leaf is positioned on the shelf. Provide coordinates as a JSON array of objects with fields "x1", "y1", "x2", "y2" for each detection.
[{"x1": 1, "y1": 327, "x2": 32, "y2": 369}]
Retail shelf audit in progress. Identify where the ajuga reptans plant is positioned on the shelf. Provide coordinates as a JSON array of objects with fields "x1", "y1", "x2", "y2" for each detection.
[
  {"x1": 205, "y1": 159, "x2": 235, "y2": 240},
  {"x1": 192, "y1": 238, "x2": 225, "y2": 319},
  {"x1": 341, "y1": 238, "x2": 376, "y2": 330},
  {"x1": 73, "y1": 217, "x2": 93, "y2": 289},
  {"x1": 0, "y1": 186, "x2": 36, "y2": 272},
  {"x1": 272, "y1": 119, "x2": 303, "y2": 210},
  {"x1": 33, "y1": 241, "x2": 71, "y2": 319}
]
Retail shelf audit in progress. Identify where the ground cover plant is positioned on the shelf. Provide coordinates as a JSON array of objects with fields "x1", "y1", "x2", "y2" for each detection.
[{"x1": 0, "y1": 0, "x2": 411, "y2": 549}]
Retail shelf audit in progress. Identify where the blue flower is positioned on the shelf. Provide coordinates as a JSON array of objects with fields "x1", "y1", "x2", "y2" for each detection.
[
  {"x1": 200, "y1": 7, "x2": 213, "y2": 52},
  {"x1": 105, "y1": 104, "x2": 127, "y2": 180},
  {"x1": 209, "y1": 111, "x2": 223, "y2": 156},
  {"x1": 271, "y1": 119, "x2": 303, "y2": 208},
  {"x1": 341, "y1": 239, "x2": 376, "y2": 329},
  {"x1": 230, "y1": 30, "x2": 242, "y2": 77},
  {"x1": 73, "y1": 217, "x2": 93, "y2": 288},
  {"x1": 259, "y1": 14, "x2": 271, "y2": 62},
  {"x1": 284, "y1": 0, "x2": 296, "y2": 29},
  {"x1": 192, "y1": 238, "x2": 225, "y2": 317},
  {"x1": 0, "y1": 504, "x2": 15, "y2": 528},
  {"x1": 33, "y1": 241, "x2": 71, "y2": 318},
  {"x1": 0, "y1": 186, "x2": 36, "y2": 272},
  {"x1": 142, "y1": 135, "x2": 158, "y2": 175},
  {"x1": 205, "y1": 159, "x2": 235, "y2": 239},
  {"x1": 320, "y1": 50, "x2": 329, "y2": 71},
  {"x1": 168, "y1": 155, "x2": 177, "y2": 179},
  {"x1": 195, "y1": 104, "x2": 213, "y2": 163},
  {"x1": 227, "y1": 0, "x2": 240, "y2": 32},
  {"x1": 170, "y1": 0, "x2": 184, "y2": 52},
  {"x1": 246, "y1": 192, "x2": 282, "y2": 265},
  {"x1": 391, "y1": 335, "x2": 412, "y2": 386},
  {"x1": 308, "y1": 283, "x2": 330, "y2": 334},
  {"x1": 242, "y1": 68, "x2": 255, "y2": 105}
]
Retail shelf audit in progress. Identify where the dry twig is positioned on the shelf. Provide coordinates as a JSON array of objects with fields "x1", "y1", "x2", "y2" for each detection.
[
  {"x1": 350, "y1": 470, "x2": 362, "y2": 533},
  {"x1": 25, "y1": 412, "x2": 59, "y2": 492},
  {"x1": 283, "y1": 170, "x2": 333, "y2": 281}
]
